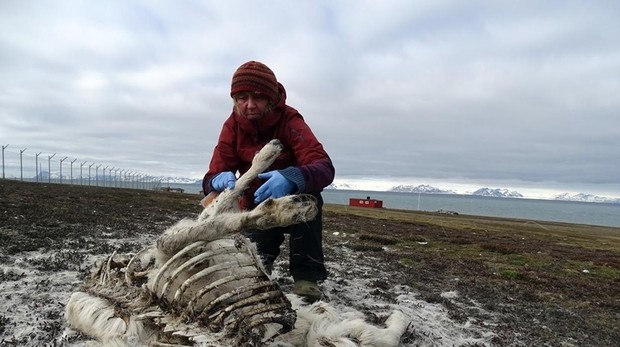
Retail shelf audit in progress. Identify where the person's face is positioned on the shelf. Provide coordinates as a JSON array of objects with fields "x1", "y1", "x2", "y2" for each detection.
[{"x1": 234, "y1": 92, "x2": 270, "y2": 120}]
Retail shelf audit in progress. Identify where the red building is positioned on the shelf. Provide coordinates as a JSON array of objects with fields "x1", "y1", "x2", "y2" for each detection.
[{"x1": 349, "y1": 196, "x2": 383, "y2": 208}]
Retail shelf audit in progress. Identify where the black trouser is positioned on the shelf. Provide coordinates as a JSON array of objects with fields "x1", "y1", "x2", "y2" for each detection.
[{"x1": 243, "y1": 193, "x2": 327, "y2": 282}]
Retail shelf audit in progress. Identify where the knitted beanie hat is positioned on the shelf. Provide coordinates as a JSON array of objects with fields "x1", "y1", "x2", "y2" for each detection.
[{"x1": 230, "y1": 61, "x2": 279, "y2": 103}]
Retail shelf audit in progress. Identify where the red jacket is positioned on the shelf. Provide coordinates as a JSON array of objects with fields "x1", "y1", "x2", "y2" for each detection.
[{"x1": 203, "y1": 83, "x2": 335, "y2": 210}]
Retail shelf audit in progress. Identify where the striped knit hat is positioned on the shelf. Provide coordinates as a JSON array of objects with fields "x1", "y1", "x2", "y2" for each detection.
[{"x1": 230, "y1": 61, "x2": 279, "y2": 103}]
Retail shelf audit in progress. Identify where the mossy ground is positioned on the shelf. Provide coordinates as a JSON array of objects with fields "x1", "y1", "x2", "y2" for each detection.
[{"x1": 322, "y1": 205, "x2": 620, "y2": 346}]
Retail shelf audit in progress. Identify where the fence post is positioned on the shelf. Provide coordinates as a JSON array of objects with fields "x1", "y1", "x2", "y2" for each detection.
[
  {"x1": 2, "y1": 144, "x2": 9, "y2": 179},
  {"x1": 48, "y1": 153, "x2": 56, "y2": 183},
  {"x1": 88, "y1": 163, "x2": 94, "y2": 186},
  {"x1": 35, "y1": 152, "x2": 42, "y2": 182},
  {"x1": 20, "y1": 148, "x2": 28, "y2": 181},
  {"x1": 96, "y1": 164, "x2": 102, "y2": 186},
  {"x1": 59, "y1": 157, "x2": 67, "y2": 184},
  {"x1": 70, "y1": 159, "x2": 77, "y2": 185}
]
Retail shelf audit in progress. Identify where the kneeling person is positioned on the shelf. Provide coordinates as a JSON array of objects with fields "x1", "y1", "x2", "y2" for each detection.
[{"x1": 202, "y1": 61, "x2": 335, "y2": 302}]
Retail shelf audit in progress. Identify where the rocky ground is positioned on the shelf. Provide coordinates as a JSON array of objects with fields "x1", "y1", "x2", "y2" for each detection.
[{"x1": 0, "y1": 179, "x2": 619, "y2": 346}]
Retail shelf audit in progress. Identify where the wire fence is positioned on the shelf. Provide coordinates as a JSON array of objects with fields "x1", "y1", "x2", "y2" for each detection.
[{"x1": 1, "y1": 144, "x2": 163, "y2": 191}]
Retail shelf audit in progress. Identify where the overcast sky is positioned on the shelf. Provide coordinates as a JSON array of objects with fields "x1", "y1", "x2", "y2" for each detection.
[{"x1": 1, "y1": 1, "x2": 619, "y2": 198}]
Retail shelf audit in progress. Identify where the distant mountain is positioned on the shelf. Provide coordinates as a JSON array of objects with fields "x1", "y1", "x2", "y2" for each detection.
[
  {"x1": 325, "y1": 182, "x2": 357, "y2": 190},
  {"x1": 554, "y1": 193, "x2": 620, "y2": 204},
  {"x1": 33, "y1": 171, "x2": 68, "y2": 180},
  {"x1": 162, "y1": 176, "x2": 619, "y2": 203},
  {"x1": 473, "y1": 188, "x2": 523, "y2": 198},
  {"x1": 159, "y1": 176, "x2": 202, "y2": 185},
  {"x1": 389, "y1": 184, "x2": 456, "y2": 194}
]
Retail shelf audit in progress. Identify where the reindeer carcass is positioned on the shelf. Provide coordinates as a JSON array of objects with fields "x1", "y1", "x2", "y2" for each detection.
[{"x1": 65, "y1": 139, "x2": 409, "y2": 346}]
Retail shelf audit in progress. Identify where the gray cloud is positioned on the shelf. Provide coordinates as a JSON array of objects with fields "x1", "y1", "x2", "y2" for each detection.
[{"x1": 1, "y1": 0, "x2": 619, "y2": 197}]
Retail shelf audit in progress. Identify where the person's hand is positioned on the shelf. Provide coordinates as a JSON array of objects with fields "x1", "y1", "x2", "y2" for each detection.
[
  {"x1": 210, "y1": 171, "x2": 236, "y2": 191},
  {"x1": 254, "y1": 170, "x2": 296, "y2": 204}
]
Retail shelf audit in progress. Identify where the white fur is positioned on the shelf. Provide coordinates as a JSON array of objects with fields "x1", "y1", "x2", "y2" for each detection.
[
  {"x1": 281, "y1": 294, "x2": 410, "y2": 347},
  {"x1": 65, "y1": 291, "x2": 157, "y2": 346}
]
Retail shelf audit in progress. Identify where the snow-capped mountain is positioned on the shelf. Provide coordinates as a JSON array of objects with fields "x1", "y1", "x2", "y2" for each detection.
[
  {"x1": 150, "y1": 177, "x2": 618, "y2": 204},
  {"x1": 472, "y1": 188, "x2": 523, "y2": 198},
  {"x1": 554, "y1": 193, "x2": 620, "y2": 204},
  {"x1": 326, "y1": 182, "x2": 357, "y2": 190},
  {"x1": 159, "y1": 176, "x2": 202, "y2": 184},
  {"x1": 388, "y1": 184, "x2": 456, "y2": 194}
]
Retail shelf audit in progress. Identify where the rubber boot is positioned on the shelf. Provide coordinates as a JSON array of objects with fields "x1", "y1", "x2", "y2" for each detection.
[{"x1": 293, "y1": 280, "x2": 322, "y2": 302}]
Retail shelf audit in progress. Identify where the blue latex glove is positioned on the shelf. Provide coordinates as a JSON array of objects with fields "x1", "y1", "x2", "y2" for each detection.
[
  {"x1": 210, "y1": 171, "x2": 236, "y2": 191},
  {"x1": 254, "y1": 170, "x2": 296, "y2": 204}
]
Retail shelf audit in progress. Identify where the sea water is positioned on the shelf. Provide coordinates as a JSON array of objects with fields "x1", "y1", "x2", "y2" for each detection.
[
  {"x1": 323, "y1": 190, "x2": 620, "y2": 228},
  {"x1": 166, "y1": 184, "x2": 620, "y2": 228}
]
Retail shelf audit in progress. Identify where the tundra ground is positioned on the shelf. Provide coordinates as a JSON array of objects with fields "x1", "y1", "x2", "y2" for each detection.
[{"x1": 0, "y1": 180, "x2": 618, "y2": 346}]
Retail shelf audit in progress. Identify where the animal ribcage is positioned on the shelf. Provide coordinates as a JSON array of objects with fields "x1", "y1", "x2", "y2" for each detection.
[{"x1": 146, "y1": 236, "x2": 295, "y2": 337}]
